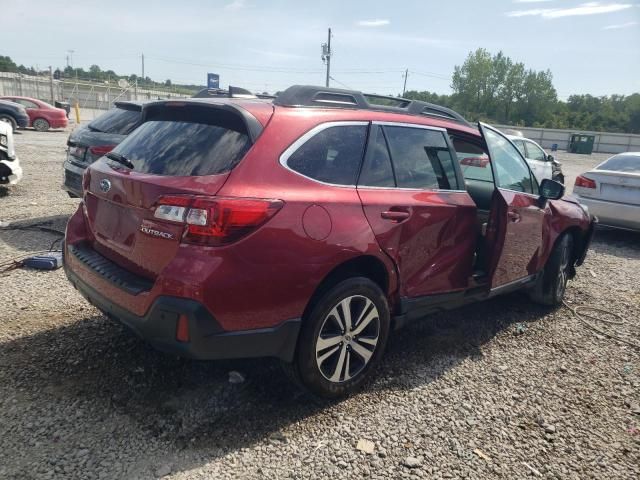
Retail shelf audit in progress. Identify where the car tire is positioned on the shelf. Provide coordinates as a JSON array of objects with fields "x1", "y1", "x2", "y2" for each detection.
[
  {"x1": 0, "y1": 115, "x2": 17, "y2": 133},
  {"x1": 32, "y1": 118, "x2": 50, "y2": 132},
  {"x1": 529, "y1": 233, "x2": 573, "y2": 306},
  {"x1": 283, "y1": 277, "x2": 390, "y2": 399}
]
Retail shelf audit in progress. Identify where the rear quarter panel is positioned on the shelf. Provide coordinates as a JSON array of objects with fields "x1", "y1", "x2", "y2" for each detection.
[{"x1": 540, "y1": 197, "x2": 591, "y2": 269}]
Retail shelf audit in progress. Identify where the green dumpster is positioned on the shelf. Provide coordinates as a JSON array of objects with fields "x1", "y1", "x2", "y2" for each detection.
[{"x1": 568, "y1": 133, "x2": 595, "y2": 154}]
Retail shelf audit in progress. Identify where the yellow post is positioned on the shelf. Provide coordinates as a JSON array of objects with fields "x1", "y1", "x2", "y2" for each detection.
[{"x1": 74, "y1": 101, "x2": 80, "y2": 124}]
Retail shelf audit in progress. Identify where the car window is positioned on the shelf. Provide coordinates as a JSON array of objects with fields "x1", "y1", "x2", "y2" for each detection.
[
  {"x1": 383, "y1": 125, "x2": 458, "y2": 189},
  {"x1": 595, "y1": 154, "x2": 640, "y2": 173},
  {"x1": 286, "y1": 124, "x2": 367, "y2": 185},
  {"x1": 511, "y1": 139, "x2": 526, "y2": 158},
  {"x1": 452, "y1": 137, "x2": 493, "y2": 183},
  {"x1": 111, "y1": 119, "x2": 251, "y2": 176},
  {"x1": 524, "y1": 141, "x2": 546, "y2": 161},
  {"x1": 483, "y1": 127, "x2": 534, "y2": 194},
  {"x1": 358, "y1": 126, "x2": 395, "y2": 187},
  {"x1": 18, "y1": 99, "x2": 38, "y2": 109},
  {"x1": 89, "y1": 107, "x2": 141, "y2": 135}
]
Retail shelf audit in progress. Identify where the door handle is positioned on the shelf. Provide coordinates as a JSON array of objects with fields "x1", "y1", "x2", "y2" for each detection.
[
  {"x1": 507, "y1": 211, "x2": 521, "y2": 222},
  {"x1": 381, "y1": 210, "x2": 410, "y2": 222}
]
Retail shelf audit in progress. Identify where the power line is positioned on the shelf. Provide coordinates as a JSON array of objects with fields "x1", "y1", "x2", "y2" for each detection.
[
  {"x1": 146, "y1": 55, "x2": 324, "y2": 74},
  {"x1": 328, "y1": 76, "x2": 352, "y2": 90}
]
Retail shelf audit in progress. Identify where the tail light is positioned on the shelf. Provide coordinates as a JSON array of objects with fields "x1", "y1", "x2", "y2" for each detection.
[
  {"x1": 176, "y1": 314, "x2": 190, "y2": 342},
  {"x1": 460, "y1": 156, "x2": 489, "y2": 168},
  {"x1": 89, "y1": 145, "x2": 116, "y2": 157},
  {"x1": 154, "y1": 195, "x2": 283, "y2": 246},
  {"x1": 575, "y1": 175, "x2": 596, "y2": 189}
]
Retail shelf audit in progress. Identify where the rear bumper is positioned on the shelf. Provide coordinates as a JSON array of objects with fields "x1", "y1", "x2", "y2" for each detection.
[
  {"x1": 49, "y1": 117, "x2": 68, "y2": 129},
  {"x1": 16, "y1": 114, "x2": 29, "y2": 128},
  {"x1": 575, "y1": 195, "x2": 640, "y2": 231},
  {"x1": 64, "y1": 248, "x2": 301, "y2": 362},
  {"x1": 62, "y1": 159, "x2": 85, "y2": 197}
]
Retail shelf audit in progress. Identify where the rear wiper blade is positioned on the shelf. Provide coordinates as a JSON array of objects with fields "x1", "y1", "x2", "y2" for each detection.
[
  {"x1": 87, "y1": 124, "x2": 103, "y2": 133},
  {"x1": 106, "y1": 152, "x2": 134, "y2": 169}
]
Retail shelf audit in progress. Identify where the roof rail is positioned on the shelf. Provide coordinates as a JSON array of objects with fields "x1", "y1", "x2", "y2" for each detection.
[{"x1": 273, "y1": 85, "x2": 471, "y2": 127}]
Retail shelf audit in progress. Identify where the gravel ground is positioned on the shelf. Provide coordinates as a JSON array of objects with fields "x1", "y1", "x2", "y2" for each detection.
[{"x1": 0, "y1": 130, "x2": 638, "y2": 480}]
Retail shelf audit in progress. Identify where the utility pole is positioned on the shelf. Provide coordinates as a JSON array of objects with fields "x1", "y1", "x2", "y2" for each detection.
[
  {"x1": 321, "y1": 28, "x2": 332, "y2": 88},
  {"x1": 402, "y1": 69, "x2": 408, "y2": 96},
  {"x1": 48, "y1": 66, "x2": 54, "y2": 104},
  {"x1": 141, "y1": 53, "x2": 145, "y2": 81}
]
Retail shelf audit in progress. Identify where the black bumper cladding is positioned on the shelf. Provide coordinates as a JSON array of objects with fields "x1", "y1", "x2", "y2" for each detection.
[
  {"x1": 576, "y1": 217, "x2": 597, "y2": 267},
  {"x1": 64, "y1": 246, "x2": 301, "y2": 362}
]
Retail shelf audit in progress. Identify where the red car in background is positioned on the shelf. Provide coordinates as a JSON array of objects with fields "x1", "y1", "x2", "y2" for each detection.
[{"x1": 0, "y1": 96, "x2": 68, "y2": 131}]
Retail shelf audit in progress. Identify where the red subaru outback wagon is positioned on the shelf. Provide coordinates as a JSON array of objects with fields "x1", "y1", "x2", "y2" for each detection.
[{"x1": 64, "y1": 86, "x2": 593, "y2": 398}]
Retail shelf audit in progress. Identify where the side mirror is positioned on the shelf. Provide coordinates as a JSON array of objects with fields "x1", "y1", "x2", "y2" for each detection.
[
  {"x1": 547, "y1": 154, "x2": 554, "y2": 162},
  {"x1": 539, "y1": 178, "x2": 565, "y2": 200}
]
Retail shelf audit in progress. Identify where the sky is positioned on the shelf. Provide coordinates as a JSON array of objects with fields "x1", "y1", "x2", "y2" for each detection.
[{"x1": 2, "y1": 0, "x2": 639, "y2": 99}]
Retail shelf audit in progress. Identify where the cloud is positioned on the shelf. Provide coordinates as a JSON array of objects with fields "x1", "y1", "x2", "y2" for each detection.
[
  {"x1": 506, "y1": 2, "x2": 633, "y2": 18},
  {"x1": 224, "y1": 0, "x2": 245, "y2": 10},
  {"x1": 356, "y1": 19, "x2": 390, "y2": 27},
  {"x1": 603, "y1": 21, "x2": 638, "y2": 29}
]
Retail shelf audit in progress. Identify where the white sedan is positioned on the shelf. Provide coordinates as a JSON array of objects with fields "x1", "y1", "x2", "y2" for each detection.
[
  {"x1": 507, "y1": 135, "x2": 564, "y2": 184},
  {"x1": 573, "y1": 152, "x2": 640, "y2": 231},
  {"x1": 0, "y1": 120, "x2": 22, "y2": 186}
]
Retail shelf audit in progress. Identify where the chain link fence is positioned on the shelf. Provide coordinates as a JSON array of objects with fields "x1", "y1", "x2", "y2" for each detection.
[{"x1": 0, "y1": 71, "x2": 190, "y2": 113}]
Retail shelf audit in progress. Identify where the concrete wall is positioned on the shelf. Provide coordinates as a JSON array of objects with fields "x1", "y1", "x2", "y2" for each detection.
[
  {"x1": 0, "y1": 72, "x2": 189, "y2": 110},
  {"x1": 496, "y1": 124, "x2": 640, "y2": 154}
]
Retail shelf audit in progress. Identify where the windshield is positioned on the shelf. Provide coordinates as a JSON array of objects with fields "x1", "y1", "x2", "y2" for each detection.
[{"x1": 88, "y1": 107, "x2": 141, "y2": 135}]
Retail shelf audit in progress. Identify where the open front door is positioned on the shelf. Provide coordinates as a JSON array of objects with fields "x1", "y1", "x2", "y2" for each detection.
[{"x1": 479, "y1": 123, "x2": 546, "y2": 289}]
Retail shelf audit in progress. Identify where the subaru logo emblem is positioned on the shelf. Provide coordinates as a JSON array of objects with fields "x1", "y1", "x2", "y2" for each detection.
[{"x1": 99, "y1": 179, "x2": 111, "y2": 193}]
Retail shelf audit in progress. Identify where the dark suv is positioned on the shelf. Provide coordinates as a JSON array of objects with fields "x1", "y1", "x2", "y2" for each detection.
[
  {"x1": 63, "y1": 101, "x2": 144, "y2": 197},
  {"x1": 63, "y1": 86, "x2": 593, "y2": 398}
]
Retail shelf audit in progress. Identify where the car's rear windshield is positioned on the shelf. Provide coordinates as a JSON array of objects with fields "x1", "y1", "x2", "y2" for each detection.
[
  {"x1": 596, "y1": 155, "x2": 640, "y2": 173},
  {"x1": 89, "y1": 107, "x2": 141, "y2": 135},
  {"x1": 109, "y1": 108, "x2": 251, "y2": 176}
]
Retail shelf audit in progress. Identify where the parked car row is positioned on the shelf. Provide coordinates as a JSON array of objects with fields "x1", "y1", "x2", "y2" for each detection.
[
  {"x1": 0, "y1": 96, "x2": 68, "y2": 132},
  {"x1": 62, "y1": 85, "x2": 596, "y2": 397},
  {"x1": 1, "y1": 96, "x2": 68, "y2": 131}
]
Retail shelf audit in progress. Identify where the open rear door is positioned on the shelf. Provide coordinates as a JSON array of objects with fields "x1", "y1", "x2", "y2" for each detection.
[{"x1": 479, "y1": 123, "x2": 546, "y2": 289}]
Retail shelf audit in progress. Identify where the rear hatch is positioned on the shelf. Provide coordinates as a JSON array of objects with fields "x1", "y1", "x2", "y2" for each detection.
[{"x1": 82, "y1": 100, "x2": 268, "y2": 278}]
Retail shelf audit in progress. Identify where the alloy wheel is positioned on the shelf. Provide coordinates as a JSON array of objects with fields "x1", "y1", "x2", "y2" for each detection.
[
  {"x1": 33, "y1": 119, "x2": 49, "y2": 131},
  {"x1": 315, "y1": 295, "x2": 380, "y2": 383}
]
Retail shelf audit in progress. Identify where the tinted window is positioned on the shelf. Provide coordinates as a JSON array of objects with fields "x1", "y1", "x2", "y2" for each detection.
[
  {"x1": 358, "y1": 126, "x2": 395, "y2": 187},
  {"x1": 596, "y1": 155, "x2": 640, "y2": 173},
  {"x1": 383, "y1": 126, "x2": 458, "y2": 189},
  {"x1": 525, "y1": 141, "x2": 546, "y2": 161},
  {"x1": 89, "y1": 107, "x2": 141, "y2": 135},
  {"x1": 287, "y1": 125, "x2": 367, "y2": 185},
  {"x1": 484, "y1": 128, "x2": 534, "y2": 194},
  {"x1": 111, "y1": 120, "x2": 251, "y2": 176},
  {"x1": 453, "y1": 137, "x2": 493, "y2": 183}
]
